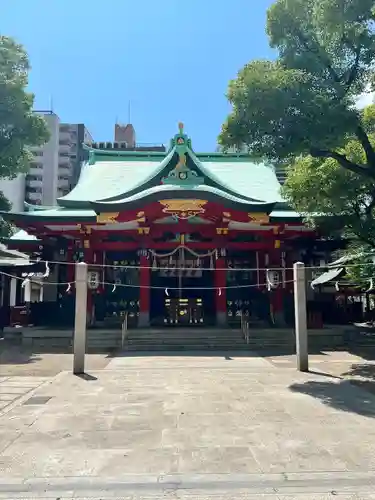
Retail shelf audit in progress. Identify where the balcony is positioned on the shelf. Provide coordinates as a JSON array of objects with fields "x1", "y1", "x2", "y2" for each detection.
[
  {"x1": 26, "y1": 180, "x2": 43, "y2": 189},
  {"x1": 25, "y1": 192, "x2": 42, "y2": 202},
  {"x1": 29, "y1": 168, "x2": 43, "y2": 177}
]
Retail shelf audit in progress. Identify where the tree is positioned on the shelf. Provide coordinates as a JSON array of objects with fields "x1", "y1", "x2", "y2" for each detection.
[
  {"x1": 0, "y1": 36, "x2": 49, "y2": 177},
  {"x1": 218, "y1": 0, "x2": 375, "y2": 179},
  {"x1": 0, "y1": 36, "x2": 49, "y2": 235},
  {"x1": 282, "y1": 128, "x2": 375, "y2": 245},
  {"x1": 282, "y1": 123, "x2": 375, "y2": 281}
]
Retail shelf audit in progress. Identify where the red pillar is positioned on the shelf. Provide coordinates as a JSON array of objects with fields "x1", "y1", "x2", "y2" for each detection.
[
  {"x1": 257, "y1": 251, "x2": 266, "y2": 290},
  {"x1": 215, "y1": 257, "x2": 227, "y2": 326},
  {"x1": 139, "y1": 254, "x2": 150, "y2": 327}
]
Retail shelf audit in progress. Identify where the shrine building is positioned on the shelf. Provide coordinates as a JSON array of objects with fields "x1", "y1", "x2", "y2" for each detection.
[{"x1": 2, "y1": 124, "x2": 343, "y2": 328}]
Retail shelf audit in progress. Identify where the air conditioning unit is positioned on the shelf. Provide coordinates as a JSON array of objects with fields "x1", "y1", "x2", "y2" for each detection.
[
  {"x1": 99, "y1": 142, "x2": 105, "y2": 149},
  {"x1": 120, "y1": 142, "x2": 128, "y2": 149},
  {"x1": 113, "y1": 142, "x2": 119, "y2": 149},
  {"x1": 91, "y1": 142, "x2": 97, "y2": 149}
]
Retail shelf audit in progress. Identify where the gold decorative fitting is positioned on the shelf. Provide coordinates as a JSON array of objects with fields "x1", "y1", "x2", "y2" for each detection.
[
  {"x1": 137, "y1": 211, "x2": 145, "y2": 218},
  {"x1": 83, "y1": 239, "x2": 90, "y2": 249},
  {"x1": 96, "y1": 212, "x2": 119, "y2": 224},
  {"x1": 223, "y1": 212, "x2": 231, "y2": 218},
  {"x1": 136, "y1": 216, "x2": 146, "y2": 223},
  {"x1": 176, "y1": 153, "x2": 187, "y2": 170},
  {"x1": 159, "y1": 199, "x2": 207, "y2": 219},
  {"x1": 78, "y1": 225, "x2": 92, "y2": 235},
  {"x1": 216, "y1": 228, "x2": 229, "y2": 235},
  {"x1": 137, "y1": 227, "x2": 150, "y2": 235},
  {"x1": 274, "y1": 240, "x2": 281, "y2": 249},
  {"x1": 248, "y1": 213, "x2": 269, "y2": 224}
]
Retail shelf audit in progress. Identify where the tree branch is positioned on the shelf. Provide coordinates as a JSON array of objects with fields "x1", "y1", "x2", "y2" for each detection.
[
  {"x1": 294, "y1": 29, "x2": 341, "y2": 84},
  {"x1": 355, "y1": 125, "x2": 375, "y2": 168},
  {"x1": 343, "y1": 42, "x2": 362, "y2": 92},
  {"x1": 310, "y1": 148, "x2": 374, "y2": 177}
]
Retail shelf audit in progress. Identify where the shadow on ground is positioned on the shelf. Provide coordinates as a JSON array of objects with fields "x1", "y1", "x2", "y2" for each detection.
[
  {"x1": 290, "y1": 362, "x2": 375, "y2": 418},
  {"x1": 0, "y1": 342, "x2": 41, "y2": 365}
]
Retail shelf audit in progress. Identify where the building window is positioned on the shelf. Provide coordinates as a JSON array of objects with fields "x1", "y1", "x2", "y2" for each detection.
[
  {"x1": 58, "y1": 175, "x2": 70, "y2": 181},
  {"x1": 26, "y1": 174, "x2": 43, "y2": 182},
  {"x1": 59, "y1": 152, "x2": 70, "y2": 157},
  {"x1": 33, "y1": 151, "x2": 43, "y2": 157},
  {"x1": 30, "y1": 162, "x2": 43, "y2": 169},
  {"x1": 26, "y1": 187, "x2": 42, "y2": 193}
]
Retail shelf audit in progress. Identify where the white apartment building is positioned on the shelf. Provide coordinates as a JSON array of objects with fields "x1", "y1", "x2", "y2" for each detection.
[{"x1": 0, "y1": 111, "x2": 93, "y2": 211}]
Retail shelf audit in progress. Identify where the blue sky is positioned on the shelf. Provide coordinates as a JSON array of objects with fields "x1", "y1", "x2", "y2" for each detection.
[{"x1": 1, "y1": 0, "x2": 275, "y2": 151}]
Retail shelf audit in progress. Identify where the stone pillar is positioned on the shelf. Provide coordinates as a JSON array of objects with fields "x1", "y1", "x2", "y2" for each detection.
[
  {"x1": 293, "y1": 262, "x2": 308, "y2": 372},
  {"x1": 10, "y1": 277, "x2": 17, "y2": 306},
  {"x1": 215, "y1": 257, "x2": 227, "y2": 326},
  {"x1": 73, "y1": 262, "x2": 88, "y2": 375},
  {"x1": 138, "y1": 254, "x2": 150, "y2": 327}
]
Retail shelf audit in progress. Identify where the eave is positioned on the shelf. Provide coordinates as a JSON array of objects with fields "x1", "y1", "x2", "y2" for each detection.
[{"x1": 90, "y1": 185, "x2": 276, "y2": 214}]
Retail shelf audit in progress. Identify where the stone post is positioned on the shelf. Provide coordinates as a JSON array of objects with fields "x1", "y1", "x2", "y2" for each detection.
[
  {"x1": 73, "y1": 262, "x2": 88, "y2": 375},
  {"x1": 10, "y1": 276, "x2": 17, "y2": 306},
  {"x1": 293, "y1": 262, "x2": 308, "y2": 372}
]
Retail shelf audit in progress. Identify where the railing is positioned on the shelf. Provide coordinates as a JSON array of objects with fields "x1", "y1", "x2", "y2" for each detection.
[
  {"x1": 241, "y1": 312, "x2": 250, "y2": 345},
  {"x1": 121, "y1": 312, "x2": 128, "y2": 349}
]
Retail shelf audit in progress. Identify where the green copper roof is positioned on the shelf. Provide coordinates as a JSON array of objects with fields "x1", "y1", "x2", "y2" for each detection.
[
  {"x1": 60, "y1": 148, "x2": 176, "y2": 206},
  {"x1": 198, "y1": 160, "x2": 281, "y2": 204},
  {"x1": 3, "y1": 207, "x2": 96, "y2": 224},
  {"x1": 54, "y1": 122, "x2": 284, "y2": 210}
]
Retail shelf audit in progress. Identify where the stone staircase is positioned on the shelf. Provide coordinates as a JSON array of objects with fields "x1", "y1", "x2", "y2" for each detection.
[
  {"x1": 5, "y1": 325, "x2": 347, "y2": 352},
  {"x1": 87, "y1": 326, "x2": 345, "y2": 352},
  {"x1": 123, "y1": 327, "x2": 248, "y2": 351}
]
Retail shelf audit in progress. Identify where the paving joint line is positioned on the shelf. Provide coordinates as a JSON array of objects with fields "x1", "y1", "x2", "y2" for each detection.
[{"x1": 0, "y1": 377, "x2": 54, "y2": 417}]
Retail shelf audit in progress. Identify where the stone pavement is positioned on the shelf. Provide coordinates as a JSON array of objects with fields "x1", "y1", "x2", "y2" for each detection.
[{"x1": 1, "y1": 350, "x2": 375, "y2": 498}]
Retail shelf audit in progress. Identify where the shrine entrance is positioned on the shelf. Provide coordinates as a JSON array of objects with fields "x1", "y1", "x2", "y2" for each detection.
[{"x1": 149, "y1": 251, "x2": 215, "y2": 326}]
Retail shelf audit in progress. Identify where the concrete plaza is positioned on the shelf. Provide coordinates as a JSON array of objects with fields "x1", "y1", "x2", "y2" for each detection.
[{"x1": 1, "y1": 347, "x2": 375, "y2": 499}]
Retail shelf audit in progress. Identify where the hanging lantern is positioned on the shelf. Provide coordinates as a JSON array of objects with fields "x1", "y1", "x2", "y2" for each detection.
[
  {"x1": 87, "y1": 271, "x2": 100, "y2": 290},
  {"x1": 266, "y1": 269, "x2": 280, "y2": 290}
]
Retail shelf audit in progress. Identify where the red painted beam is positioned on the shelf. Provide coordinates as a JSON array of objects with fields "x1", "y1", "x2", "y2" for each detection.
[{"x1": 90, "y1": 241, "x2": 275, "y2": 251}]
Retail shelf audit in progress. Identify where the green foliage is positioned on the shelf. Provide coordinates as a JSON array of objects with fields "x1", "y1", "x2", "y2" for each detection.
[
  {"x1": 282, "y1": 130, "x2": 375, "y2": 247},
  {"x1": 342, "y1": 243, "x2": 375, "y2": 287},
  {"x1": 219, "y1": 0, "x2": 375, "y2": 178},
  {"x1": 0, "y1": 36, "x2": 49, "y2": 177},
  {"x1": 0, "y1": 35, "x2": 49, "y2": 236}
]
